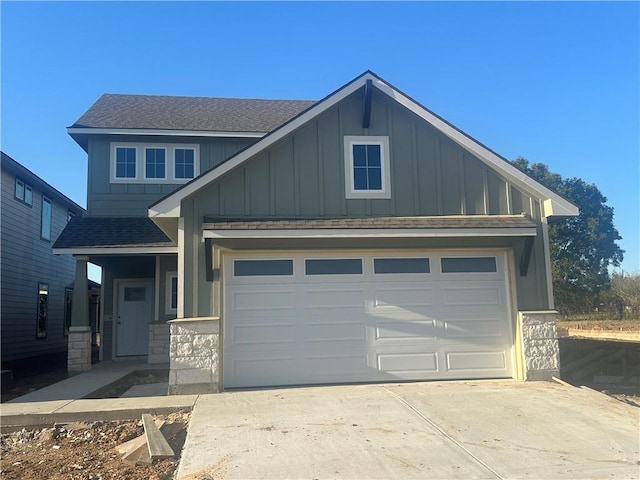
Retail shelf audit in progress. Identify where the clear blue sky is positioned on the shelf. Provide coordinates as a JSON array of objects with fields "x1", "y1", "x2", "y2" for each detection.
[{"x1": 2, "y1": 1, "x2": 638, "y2": 280}]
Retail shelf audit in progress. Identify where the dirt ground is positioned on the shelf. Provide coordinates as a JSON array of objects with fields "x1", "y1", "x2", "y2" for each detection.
[{"x1": 0, "y1": 411, "x2": 190, "y2": 480}]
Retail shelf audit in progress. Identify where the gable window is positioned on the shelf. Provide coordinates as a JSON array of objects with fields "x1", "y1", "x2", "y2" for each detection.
[
  {"x1": 111, "y1": 143, "x2": 199, "y2": 183},
  {"x1": 165, "y1": 272, "x2": 178, "y2": 314},
  {"x1": 344, "y1": 136, "x2": 391, "y2": 199},
  {"x1": 174, "y1": 148, "x2": 195, "y2": 179},
  {"x1": 115, "y1": 147, "x2": 137, "y2": 179},
  {"x1": 41, "y1": 196, "x2": 52, "y2": 241}
]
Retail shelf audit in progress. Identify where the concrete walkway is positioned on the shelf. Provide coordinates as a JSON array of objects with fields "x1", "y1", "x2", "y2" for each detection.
[
  {"x1": 176, "y1": 381, "x2": 639, "y2": 480},
  {"x1": 1, "y1": 361, "x2": 196, "y2": 428}
]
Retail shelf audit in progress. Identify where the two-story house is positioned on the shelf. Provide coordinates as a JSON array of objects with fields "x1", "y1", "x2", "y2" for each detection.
[
  {"x1": 54, "y1": 71, "x2": 577, "y2": 393},
  {"x1": 1, "y1": 152, "x2": 87, "y2": 372}
]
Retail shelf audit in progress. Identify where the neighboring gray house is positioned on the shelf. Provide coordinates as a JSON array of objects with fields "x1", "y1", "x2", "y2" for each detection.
[
  {"x1": 54, "y1": 71, "x2": 578, "y2": 392},
  {"x1": 1, "y1": 152, "x2": 86, "y2": 368}
]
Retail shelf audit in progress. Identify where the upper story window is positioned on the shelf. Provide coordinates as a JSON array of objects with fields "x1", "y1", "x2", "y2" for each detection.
[
  {"x1": 145, "y1": 148, "x2": 166, "y2": 179},
  {"x1": 41, "y1": 196, "x2": 52, "y2": 241},
  {"x1": 344, "y1": 136, "x2": 391, "y2": 199},
  {"x1": 15, "y1": 178, "x2": 33, "y2": 206},
  {"x1": 111, "y1": 143, "x2": 199, "y2": 184},
  {"x1": 115, "y1": 147, "x2": 137, "y2": 179},
  {"x1": 175, "y1": 148, "x2": 195, "y2": 179}
]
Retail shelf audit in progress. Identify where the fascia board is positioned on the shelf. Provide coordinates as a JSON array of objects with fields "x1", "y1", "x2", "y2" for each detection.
[
  {"x1": 53, "y1": 246, "x2": 178, "y2": 255},
  {"x1": 203, "y1": 227, "x2": 537, "y2": 239},
  {"x1": 66, "y1": 127, "x2": 266, "y2": 139},
  {"x1": 371, "y1": 78, "x2": 579, "y2": 217},
  {"x1": 149, "y1": 73, "x2": 374, "y2": 218}
]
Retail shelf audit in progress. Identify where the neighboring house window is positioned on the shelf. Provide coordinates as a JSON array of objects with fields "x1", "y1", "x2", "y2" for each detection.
[
  {"x1": 14, "y1": 179, "x2": 33, "y2": 205},
  {"x1": 15, "y1": 179, "x2": 24, "y2": 200},
  {"x1": 145, "y1": 147, "x2": 166, "y2": 179},
  {"x1": 25, "y1": 185, "x2": 33, "y2": 205},
  {"x1": 174, "y1": 148, "x2": 195, "y2": 179},
  {"x1": 41, "y1": 196, "x2": 52, "y2": 241},
  {"x1": 111, "y1": 143, "x2": 199, "y2": 183},
  {"x1": 344, "y1": 136, "x2": 391, "y2": 199},
  {"x1": 64, "y1": 288, "x2": 73, "y2": 336},
  {"x1": 165, "y1": 272, "x2": 178, "y2": 314},
  {"x1": 115, "y1": 146, "x2": 137, "y2": 179},
  {"x1": 36, "y1": 283, "x2": 49, "y2": 338}
]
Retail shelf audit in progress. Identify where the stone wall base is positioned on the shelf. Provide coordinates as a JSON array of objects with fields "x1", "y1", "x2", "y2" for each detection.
[
  {"x1": 68, "y1": 326, "x2": 92, "y2": 374},
  {"x1": 519, "y1": 311, "x2": 560, "y2": 381},
  {"x1": 148, "y1": 322, "x2": 170, "y2": 364},
  {"x1": 168, "y1": 317, "x2": 220, "y2": 395}
]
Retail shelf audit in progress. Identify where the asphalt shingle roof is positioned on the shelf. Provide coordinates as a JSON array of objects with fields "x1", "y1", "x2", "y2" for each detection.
[
  {"x1": 53, "y1": 217, "x2": 175, "y2": 249},
  {"x1": 70, "y1": 94, "x2": 317, "y2": 133},
  {"x1": 202, "y1": 215, "x2": 537, "y2": 231}
]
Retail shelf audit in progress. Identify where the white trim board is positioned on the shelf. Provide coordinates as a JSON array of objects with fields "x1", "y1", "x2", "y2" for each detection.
[
  {"x1": 149, "y1": 71, "x2": 578, "y2": 220},
  {"x1": 53, "y1": 246, "x2": 178, "y2": 255},
  {"x1": 203, "y1": 227, "x2": 537, "y2": 240}
]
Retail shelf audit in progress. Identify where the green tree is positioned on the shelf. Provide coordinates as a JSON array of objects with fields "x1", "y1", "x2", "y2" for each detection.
[
  {"x1": 610, "y1": 272, "x2": 640, "y2": 318},
  {"x1": 511, "y1": 157, "x2": 624, "y2": 314}
]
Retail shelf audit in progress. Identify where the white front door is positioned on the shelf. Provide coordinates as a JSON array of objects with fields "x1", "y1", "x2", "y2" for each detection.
[
  {"x1": 116, "y1": 281, "x2": 152, "y2": 356},
  {"x1": 223, "y1": 251, "x2": 515, "y2": 389}
]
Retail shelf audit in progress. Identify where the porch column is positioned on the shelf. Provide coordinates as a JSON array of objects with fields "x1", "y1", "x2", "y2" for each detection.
[{"x1": 68, "y1": 256, "x2": 92, "y2": 373}]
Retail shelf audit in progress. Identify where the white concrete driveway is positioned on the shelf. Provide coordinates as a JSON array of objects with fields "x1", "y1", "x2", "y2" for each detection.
[{"x1": 176, "y1": 381, "x2": 639, "y2": 479}]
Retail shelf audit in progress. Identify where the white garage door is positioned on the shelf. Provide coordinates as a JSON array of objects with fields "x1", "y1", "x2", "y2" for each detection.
[{"x1": 223, "y1": 251, "x2": 514, "y2": 389}]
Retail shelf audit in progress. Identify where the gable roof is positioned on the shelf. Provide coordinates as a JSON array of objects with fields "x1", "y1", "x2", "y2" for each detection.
[
  {"x1": 149, "y1": 71, "x2": 578, "y2": 221},
  {"x1": 67, "y1": 94, "x2": 316, "y2": 151}
]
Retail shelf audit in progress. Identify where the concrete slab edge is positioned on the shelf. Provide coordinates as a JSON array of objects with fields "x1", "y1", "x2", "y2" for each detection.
[{"x1": 1, "y1": 406, "x2": 191, "y2": 432}]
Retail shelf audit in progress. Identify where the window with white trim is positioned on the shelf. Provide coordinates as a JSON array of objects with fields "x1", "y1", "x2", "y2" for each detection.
[
  {"x1": 145, "y1": 147, "x2": 166, "y2": 179},
  {"x1": 111, "y1": 143, "x2": 199, "y2": 184},
  {"x1": 344, "y1": 136, "x2": 391, "y2": 199},
  {"x1": 165, "y1": 272, "x2": 178, "y2": 314},
  {"x1": 115, "y1": 146, "x2": 137, "y2": 179}
]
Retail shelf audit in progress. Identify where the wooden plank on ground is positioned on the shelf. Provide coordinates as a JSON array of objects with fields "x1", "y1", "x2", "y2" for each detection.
[
  {"x1": 116, "y1": 418, "x2": 164, "y2": 456},
  {"x1": 142, "y1": 414, "x2": 174, "y2": 459},
  {"x1": 136, "y1": 422, "x2": 184, "y2": 465}
]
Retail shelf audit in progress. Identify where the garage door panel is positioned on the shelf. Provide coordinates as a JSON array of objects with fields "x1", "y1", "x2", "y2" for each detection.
[
  {"x1": 230, "y1": 289, "x2": 296, "y2": 312},
  {"x1": 443, "y1": 319, "x2": 506, "y2": 338},
  {"x1": 377, "y1": 352, "x2": 439, "y2": 374},
  {"x1": 231, "y1": 323, "x2": 296, "y2": 346},
  {"x1": 441, "y1": 286, "x2": 502, "y2": 306},
  {"x1": 306, "y1": 321, "x2": 366, "y2": 342},
  {"x1": 375, "y1": 320, "x2": 437, "y2": 340},
  {"x1": 372, "y1": 287, "x2": 434, "y2": 308},
  {"x1": 303, "y1": 288, "x2": 365, "y2": 309},
  {"x1": 445, "y1": 350, "x2": 508, "y2": 372}
]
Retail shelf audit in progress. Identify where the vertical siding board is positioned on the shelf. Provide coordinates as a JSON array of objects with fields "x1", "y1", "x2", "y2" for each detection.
[
  {"x1": 317, "y1": 109, "x2": 342, "y2": 216},
  {"x1": 439, "y1": 139, "x2": 463, "y2": 215},
  {"x1": 464, "y1": 154, "x2": 486, "y2": 214},
  {"x1": 415, "y1": 124, "x2": 439, "y2": 215},
  {"x1": 316, "y1": 122, "x2": 325, "y2": 216},
  {"x1": 220, "y1": 167, "x2": 246, "y2": 216},
  {"x1": 245, "y1": 154, "x2": 271, "y2": 216},
  {"x1": 297, "y1": 123, "x2": 320, "y2": 217},
  {"x1": 411, "y1": 123, "x2": 420, "y2": 213},
  {"x1": 487, "y1": 171, "x2": 508, "y2": 214},
  {"x1": 271, "y1": 139, "x2": 296, "y2": 216},
  {"x1": 386, "y1": 106, "x2": 414, "y2": 215}
]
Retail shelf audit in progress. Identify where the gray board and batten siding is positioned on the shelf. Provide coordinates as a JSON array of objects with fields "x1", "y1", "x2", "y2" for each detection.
[
  {"x1": 1, "y1": 154, "x2": 84, "y2": 362},
  {"x1": 86, "y1": 136, "x2": 255, "y2": 217},
  {"x1": 179, "y1": 87, "x2": 551, "y2": 314}
]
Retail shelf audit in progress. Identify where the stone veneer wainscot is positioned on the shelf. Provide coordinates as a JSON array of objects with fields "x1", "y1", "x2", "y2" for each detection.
[
  {"x1": 168, "y1": 317, "x2": 220, "y2": 395},
  {"x1": 519, "y1": 311, "x2": 560, "y2": 381}
]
